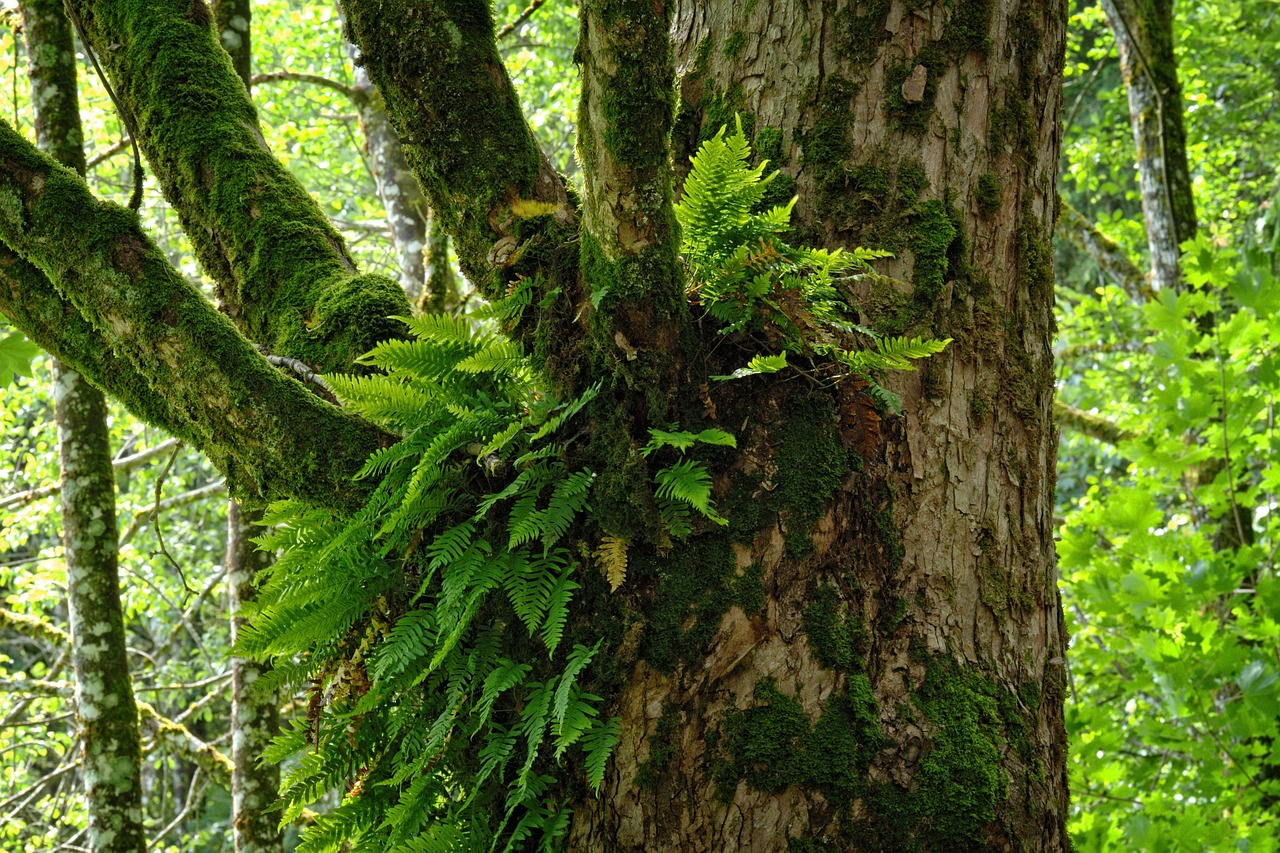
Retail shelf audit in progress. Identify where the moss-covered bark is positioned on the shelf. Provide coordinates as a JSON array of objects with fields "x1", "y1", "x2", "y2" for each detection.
[
  {"x1": 0, "y1": 122, "x2": 386, "y2": 511},
  {"x1": 337, "y1": 0, "x2": 573, "y2": 300},
  {"x1": 1099, "y1": 0, "x2": 1196, "y2": 291},
  {"x1": 65, "y1": 0, "x2": 410, "y2": 372},
  {"x1": 576, "y1": 0, "x2": 689, "y2": 416},
  {"x1": 569, "y1": 1, "x2": 1071, "y2": 849},
  {"x1": 21, "y1": 4, "x2": 146, "y2": 849}
]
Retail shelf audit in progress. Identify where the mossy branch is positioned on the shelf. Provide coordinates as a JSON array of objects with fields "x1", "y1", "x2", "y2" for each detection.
[
  {"x1": 1053, "y1": 399, "x2": 1133, "y2": 446},
  {"x1": 66, "y1": 0, "x2": 410, "y2": 372},
  {"x1": 337, "y1": 0, "x2": 574, "y2": 300},
  {"x1": 0, "y1": 120, "x2": 386, "y2": 511},
  {"x1": 576, "y1": 0, "x2": 688, "y2": 400},
  {"x1": 1056, "y1": 196, "x2": 1152, "y2": 302}
]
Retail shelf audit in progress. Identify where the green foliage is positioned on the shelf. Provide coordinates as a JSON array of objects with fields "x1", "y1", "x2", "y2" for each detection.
[
  {"x1": 0, "y1": 320, "x2": 40, "y2": 387},
  {"x1": 1058, "y1": 236, "x2": 1280, "y2": 849},
  {"x1": 675, "y1": 119, "x2": 949, "y2": 400},
  {"x1": 239, "y1": 314, "x2": 618, "y2": 851}
]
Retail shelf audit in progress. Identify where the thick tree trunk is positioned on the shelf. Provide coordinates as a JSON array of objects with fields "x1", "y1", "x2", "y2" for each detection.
[
  {"x1": 21, "y1": 2, "x2": 147, "y2": 850},
  {"x1": 568, "y1": 2, "x2": 1070, "y2": 849},
  {"x1": 1099, "y1": 0, "x2": 1195, "y2": 291}
]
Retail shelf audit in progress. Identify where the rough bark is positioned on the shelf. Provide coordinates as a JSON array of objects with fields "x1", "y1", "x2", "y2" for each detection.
[
  {"x1": 65, "y1": 0, "x2": 410, "y2": 372},
  {"x1": 563, "y1": 1, "x2": 1070, "y2": 849},
  {"x1": 1099, "y1": 0, "x2": 1196, "y2": 291},
  {"x1": 0, "y1": 120, "x2": 386, "y2": 510},
  {"x1": 21, "y1": 3, "x2": 146, "y2": 849}
]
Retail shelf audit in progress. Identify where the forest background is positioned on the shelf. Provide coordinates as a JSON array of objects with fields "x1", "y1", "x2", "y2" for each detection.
[{"x1": 0, "y1": 0, "x2": 1276, "y2": 850}]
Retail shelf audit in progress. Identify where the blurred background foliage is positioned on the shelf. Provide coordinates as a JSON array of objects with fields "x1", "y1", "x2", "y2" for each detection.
[{"x1": 0, "y1": 0, "x2": 1278, "y2": 849}]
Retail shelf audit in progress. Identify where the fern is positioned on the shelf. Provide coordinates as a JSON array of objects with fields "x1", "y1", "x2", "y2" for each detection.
[
  {"x1": 655, "y1": 458, "x2": 727, "y2": 527},
  {"x1": 241, "y1": 313, "x2": 618, "y2": 852},
  {"x1": 678, "y1": 118, "x2": 947, "y2": 393},
  {"x1": 594, "y1": 533, "x2": 629, "y2": 591}
]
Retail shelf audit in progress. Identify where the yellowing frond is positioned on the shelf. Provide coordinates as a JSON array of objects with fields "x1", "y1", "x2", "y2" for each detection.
[{"x1": 594, "y1": 534, "x2": 629, "y2": 592}]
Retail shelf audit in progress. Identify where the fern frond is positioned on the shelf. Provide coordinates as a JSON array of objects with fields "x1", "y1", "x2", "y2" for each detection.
[
  {"x1": 593, "y1": 534, "x2": 629, "y2": 591},
  {"x1": 654, "y1": 458, "x2": 727, "y2": 525}
]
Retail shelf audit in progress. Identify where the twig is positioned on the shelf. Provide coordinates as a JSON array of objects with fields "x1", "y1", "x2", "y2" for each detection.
[
  {"x1": 116, "y1": 479, "x2": 227, "y2": 547},
  {"x1": 250, "y1": 70, "x2": 355, "y2": 99},
  {"x1": 0, "y1": 438, "x2": 181, "y2": 510},
  {"x1": 86, "y1": 136, "x2": 130, "y2": 170},
  {"x1": 149, "y1": 442, "x2": 195, "y2": 597},
  {"x1": 496, "y1": 0, "x2": 548, "y2": 41}
]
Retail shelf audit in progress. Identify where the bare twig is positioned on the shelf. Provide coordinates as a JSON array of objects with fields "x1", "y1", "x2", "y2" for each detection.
[
  {"x1": 496, "y1": 0, "x2": 548, "y2": 41},
  {"x1": 0, "y1": 438, "x2": 181, "y2": 510},
  {"x1": 250, "y1": 70, "x2": 355, "y2": 99},
  {"x1": 117, "y1": 479, "x2": 226, "y2": 547}
]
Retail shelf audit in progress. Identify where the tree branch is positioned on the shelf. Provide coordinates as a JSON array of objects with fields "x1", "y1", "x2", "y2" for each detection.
[
  {"x1": 1056, "y1": 196, "x2": 1152, "y2": 301},
  {"x1": 337, "y1": 0, "x2": 574, "y2": 299},
  {"x1": 1054, "y1": 399, "x2": 1134, "y2": 446},
  {"x1": 0, "y1": 121, "x2": 386, "y2": 510},
  {"x1": 249, "y1": 70, "x2": 355, "y2": 99},
  {"x1": 66, "y1": 0, "x2": 410, "y2": 373},
  {"x1": 0, "y1": 438, "x2": 180, "y2": 511}
]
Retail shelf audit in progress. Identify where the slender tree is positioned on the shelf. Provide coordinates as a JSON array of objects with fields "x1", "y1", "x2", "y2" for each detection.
[
  {"x1": 20, "y1": 1, "x2": 145, "y2": 850},
  {"x1": 0, "y1": 1, "x2": 1071, "y2": 848},
  {"x1": 1099, "y1": 0, "x2": 1196, "y2": 291}
]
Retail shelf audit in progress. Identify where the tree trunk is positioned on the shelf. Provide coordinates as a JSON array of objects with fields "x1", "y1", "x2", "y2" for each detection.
[
  {"x1": 1099, "y1": 0, "x2": 1195, "y2": 291},
  {"x1": 226, "y1": 501, "x2": 282, "y2": 853},
  {"x1": 568, "y1": 2, "x2": 1070, "y2": 849},
  {"x1": 208, "y1": 5, "x2": 285, "y2": 849},
  {"x1": 21, "y1": 2, "x2": 147, "y2": 850}
]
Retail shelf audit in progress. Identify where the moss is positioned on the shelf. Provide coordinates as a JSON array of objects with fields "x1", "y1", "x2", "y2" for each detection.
[
  {"x1": 723, "y1": 30, "x2": 746, "y2": 60},
  {"x1": 636, "y1": 702, "x2": 680, "y2": 791},
  {"x1": 639, "y1": 532, "x2": 737, "y2": 673},
  {"x1": 894, "y1": 161, "x2": 928, "y2": 206},
  {"x1": 799, "y1": 74, "x2": 857, "y2": 197},
  {"x1": 774, "y1": 392, "x2": 845, "y2": 554},
  {"x1": 732, "y1": 561, "x2": 766, "y2": 616},
  {"x1": 79, "y1": 1, "x2": 413, "y2": 373},
  {"x1": 832, "y1": 0, "x2": 893, "y2": 65},
  {"x1": 700, "y1": 81, "x2": 754, "y2": 142},
  {"x1": 861, "y1": 653, "x2": 1011, "y2": 849},
  {"x1": 802, "y1": 584, "x2": 869, "y2": 673},
  {"x1": 753, "y1": 127, "x2": 785, "y2": 166},
  {"x1": 975, "y1": 173, "x2": 1003, "y2": 217},
  {"x1": 713, "y1": 676, "x2": 883, "y2": 803},
  {"x1": 908, "y1": 200, "x2": 957, "y2": 300},
  {"x1": 969, "y1": 391, "x2": 993, "y2": 422}
]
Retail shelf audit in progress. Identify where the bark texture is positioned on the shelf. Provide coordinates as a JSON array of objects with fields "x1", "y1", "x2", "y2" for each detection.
[
  {"x1": 565, "y1": 1, "x2": 1071, "y2": 849},
  {"x1": 1099, "y1": 0, "x2": 1195, "y2": 291},
  {"x1": 54, "y1": 364, "x2": 146, "y2": 853},
  {"x1": 21, "y1": 3, "x2": 146, "y2": 849}
]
